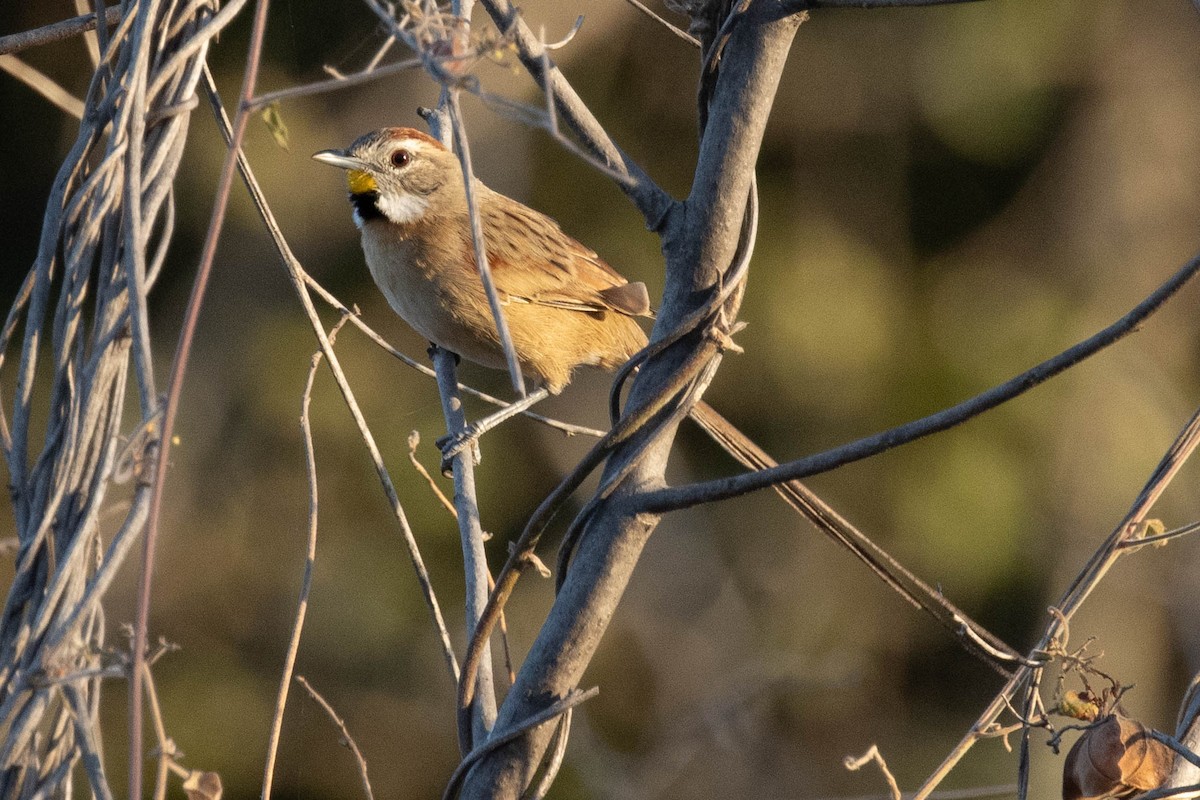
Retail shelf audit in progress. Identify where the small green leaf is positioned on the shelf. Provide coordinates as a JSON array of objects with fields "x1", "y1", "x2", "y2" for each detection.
[{"x1": 260, "y1": 102, "x2": 289, "y2": 151}]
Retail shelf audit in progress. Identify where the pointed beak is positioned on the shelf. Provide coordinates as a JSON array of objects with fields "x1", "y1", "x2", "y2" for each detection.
[{"x1": 312, "y1": 149, "x2": 370, "y2": 171}]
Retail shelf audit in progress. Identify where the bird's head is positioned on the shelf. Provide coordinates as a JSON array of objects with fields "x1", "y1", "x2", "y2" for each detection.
[{"x1": 313, "y1": 127, "x2": 460, "y2": 227}]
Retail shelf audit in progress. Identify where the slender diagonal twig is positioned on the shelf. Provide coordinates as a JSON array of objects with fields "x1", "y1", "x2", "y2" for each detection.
[
  {"x1": 141, "y1": 660, "x2": 175, "y2": 800},
  {"x1": 1116, "y1": 519, "x2": 1200, "y2": 549},
  {"x1": 295, "y1": 676, "x2": 376, "y2": 800},
  {"x1": 844, "y1": 745, "x2": 902, "y2": 800},
  {"x1": 912, "y1": 404, "x2": 1200, "y2": 799},
  {"x1": 446, "y1": 90, "x2": 526, "y2": 396},
  {"x1": 0, "y1": 55, "x2": 85, "y2": 118},
  {"x1": 688, "y1": 400, "x2": 1020, "y2": 673},
  {"x1": 478, "y1": 0, "x2": 674, "y2": 228},
  {"x1": 201, "y1": 68, "x2": 461, "y2": 685},
  {"x1": 299, "y1": 273, "x2": 605, "y2": 437},
  {"x1": 407, "y1": 431, "x2": 458, "y2": 518},
  {"x1": 71, "y1": 0, "x2": 101, "y2": 67},
  {"x1": 0, "y1": 5, "x2": 122, "y2": 56},
  {"x1": 261, "y1": 316, "x2": 347, "y2": 800},
  {"x1": 637, "y1": 249, "x2": 1200, "y2": 515},
  {"x1": 621, "y1": 0, "x2": 700, "y2": 46},
  {"x1": 244, "y1": 54, "x2": 423, "y2": 109}
]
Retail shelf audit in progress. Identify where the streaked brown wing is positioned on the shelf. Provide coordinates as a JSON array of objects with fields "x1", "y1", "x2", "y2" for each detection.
[{"x1": 480, "y1": 191, "x2": 636, "y2": 312}]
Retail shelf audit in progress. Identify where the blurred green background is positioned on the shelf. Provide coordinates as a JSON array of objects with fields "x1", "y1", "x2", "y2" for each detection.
[{"x1": 4, "y1": 1, "x2": 1200, "y2": 797}]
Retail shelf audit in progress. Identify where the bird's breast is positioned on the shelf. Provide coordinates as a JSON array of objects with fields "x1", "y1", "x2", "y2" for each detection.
[{"x1": 358, "y1": 219, "x2": 504, "y2": 368}]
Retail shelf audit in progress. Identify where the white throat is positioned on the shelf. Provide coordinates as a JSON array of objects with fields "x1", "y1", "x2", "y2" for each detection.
[{"x1": 373, "y1": 192, "x2": 429, "y2": 227}]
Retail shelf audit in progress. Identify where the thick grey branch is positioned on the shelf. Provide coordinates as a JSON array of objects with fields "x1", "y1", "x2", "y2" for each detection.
[{"x1": 453, "y1": 5, "x2": 805, "y2": 797}]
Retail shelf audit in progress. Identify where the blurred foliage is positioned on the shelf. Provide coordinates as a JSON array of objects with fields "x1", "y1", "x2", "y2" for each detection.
[{"x1": 4, "y1": 1, "x2": 1200, "y2": 798}]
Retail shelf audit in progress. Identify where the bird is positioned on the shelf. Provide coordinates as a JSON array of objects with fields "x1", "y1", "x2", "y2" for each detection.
[
  {"x1": 312, "y1": 130, "x2": 980, "y2": 652},
  {"x1": 312, "y1": 126, "x2": 652, "y2": 396}
]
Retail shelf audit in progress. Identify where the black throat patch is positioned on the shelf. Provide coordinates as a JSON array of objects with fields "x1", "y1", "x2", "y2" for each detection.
[{"x1": 349, "y1": 192, "x2": 383, "y2": 222}]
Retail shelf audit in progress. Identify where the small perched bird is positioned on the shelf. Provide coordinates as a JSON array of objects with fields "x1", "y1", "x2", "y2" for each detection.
[{"x1": 313, "y1": 127, "x2": 652, "y2": 394}]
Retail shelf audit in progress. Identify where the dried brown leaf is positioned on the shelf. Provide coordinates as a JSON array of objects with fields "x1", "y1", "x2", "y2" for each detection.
[
  {"x1": 182, "y1": 770, "x2": 223, "y2": 800},
  {"x1": 1063, "y1": 715, "x2": 1174, "y2": 800}
]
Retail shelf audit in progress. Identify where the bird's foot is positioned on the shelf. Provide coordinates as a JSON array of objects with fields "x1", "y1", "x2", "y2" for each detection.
[
  {"x1": 437, "y1": 427, "x2": 482, "y2": 476},
  {"x1": 435, "y1": 389, "x2": 551, "y2": 475}
]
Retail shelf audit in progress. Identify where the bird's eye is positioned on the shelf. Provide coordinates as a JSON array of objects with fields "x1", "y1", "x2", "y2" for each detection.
[{"x1": 390, "y1": 149, "x2": 411, "y2": 168}]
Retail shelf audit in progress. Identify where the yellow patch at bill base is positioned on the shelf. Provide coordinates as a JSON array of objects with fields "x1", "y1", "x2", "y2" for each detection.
[{"x1": 347, "y1": 170, "x2": 377, "y2": 194}]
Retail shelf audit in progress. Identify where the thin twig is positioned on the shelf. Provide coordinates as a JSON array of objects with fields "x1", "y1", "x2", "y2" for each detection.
[
  {"x1": 299, "y1": 272, "x2": 604, "y2": 437},
  {"x1": 844, "y1": 745, "x2": 902, "y2": 800},
  {"x1": 621, "y1": 0, "x2": 701, "y2": 46},
  {"x1": 295, "y1": 676, "x2": 376, "y2": 800},
  {"x1": 528, "y1": 712, "x2": 572, "y2": 800},
  {"x1": 689, "y1": 400, "x2": 1020, "y2": 672},
  {"x1": 244, "y1": 55, "x2": 423, "y2": 109},
  {"x1": 201, "y1": 68, "x2": 462, "y2": 684},
  {"x1": 478, "y1": 0, "x2": 673, "y2": 228},
  {"x1": 912, "y1": 405, "x2": 1200, "y2": 799},
  {"x1": 131, "y1": 2, "x2": 265, "y2": 793},
  {"x1": 0, "y1": 5, "x2": 122, "y2": 56},
  {"x1": 261, "y1": 316, "x2": 348, "y2": 800},
  {"x1": 1116, "y1": 519, "x2": 1200, "y2": 549},
  {"x1": 638, "y1": 248, "x2": 1200, "y2": 515},
  {"x1": 446, "y1": 90, "x2": 527, "y2": 396},
  {"x1": 0, "y1": 54, "x2": 85, "y2": 118},
  {"x1": 71, "y1": 0, "x2": 101, "y2": 67},
  {"x1": 141, "y1": 660, "x2": 175, "y2": 800},
  {"x1": 406, "y1": 431, "x2": 458, "y2": 518}
]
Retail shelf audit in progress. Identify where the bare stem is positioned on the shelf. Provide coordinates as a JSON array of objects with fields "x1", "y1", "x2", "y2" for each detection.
[
  {"x1": 638, "y1": 248, "x2": 1200, "y2": 515},
  {"x1": 200, "y1": 68, "x2": 461, "y2": 685},
  {"x1": 0, "y1": 55, "x2": 84, "y2": 118},
  {"x1": 130, "y1": 1, "x2": 263, "y2": 793},
  {"x1": 261, "y1": 317, "x2": 348, "y2": 800},
  {"x1": 0, "y1": 5, "x2": 122, "y2": 56},
  {"x1": 432, "y1": 347, "x2": 498, "y2": 752},
  {"x1": 446, "y1": 90, "x2": 527, "y2": 396},
  {"x1": 912, "y1": 404, "x2": 1200, "y2": 799},
  {"x1": 295, "y1": 676, "x2": 376, "y2": 800}
]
